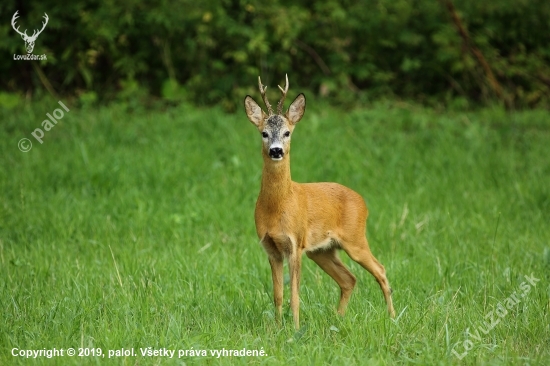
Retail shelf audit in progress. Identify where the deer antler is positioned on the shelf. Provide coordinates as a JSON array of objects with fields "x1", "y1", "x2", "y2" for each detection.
[
  {"x1": 33, "y1": 13, "x2": 49, "y2": 39},
  {"x1": 277, "y1": 74, "x2": 289, "y2": 115},
  {"x1": 11, "y1": 11, "x2": 48, "y2": 40},
  {"x1": 11, "y1": 11, "x2": 27, "y2": 38},
  {"x1": 258, "y1": 76, "x2": 274, "y2": 115}
]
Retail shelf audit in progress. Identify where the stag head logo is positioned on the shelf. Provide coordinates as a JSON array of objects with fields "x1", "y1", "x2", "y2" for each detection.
[{"x1": 11, "y1": 11, "x2": 49, "y2": 54}]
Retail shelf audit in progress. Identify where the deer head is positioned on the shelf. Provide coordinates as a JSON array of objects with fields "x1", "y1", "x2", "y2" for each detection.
[
  {"x1": 244, "y1": 74, "x2": 306, "y2": 161},
  {"x1": 11, "y1": 11, "x2": 49, "y2": 54}
]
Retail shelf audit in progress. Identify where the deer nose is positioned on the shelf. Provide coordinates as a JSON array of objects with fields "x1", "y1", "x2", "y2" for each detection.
[{"x1": 269, "y1": 147, "x2": 284, "y2": 159}]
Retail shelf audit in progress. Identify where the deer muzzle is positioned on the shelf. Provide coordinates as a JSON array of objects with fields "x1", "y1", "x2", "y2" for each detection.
[{"x1": 269, "y1": 145, "x2": 284, "y2": 160}]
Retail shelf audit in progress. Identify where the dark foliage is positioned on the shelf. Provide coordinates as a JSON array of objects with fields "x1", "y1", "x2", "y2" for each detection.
[{"x1": 1, "y1": 0, "x2": 549, "y2": 109}]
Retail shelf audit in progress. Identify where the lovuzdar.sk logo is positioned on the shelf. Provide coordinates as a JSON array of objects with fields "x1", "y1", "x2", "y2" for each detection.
[{"x1": 11, "y1": 10, "x2": 48, "y2": 61}]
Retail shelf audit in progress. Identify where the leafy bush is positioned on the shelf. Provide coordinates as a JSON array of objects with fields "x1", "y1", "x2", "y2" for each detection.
[{"x1": 0, "y1": 0, "x2": 549, "y2": 109}]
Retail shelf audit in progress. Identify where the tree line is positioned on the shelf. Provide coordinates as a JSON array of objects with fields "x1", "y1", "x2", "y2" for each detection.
[{"x1": 1, "y1": 0, "x2": 548, "y2": 109}]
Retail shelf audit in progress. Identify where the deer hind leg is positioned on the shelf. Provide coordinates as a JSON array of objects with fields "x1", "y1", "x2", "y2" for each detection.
[
  {"x1": 343, "y1": 238, "x2": 395, "y2": 318},
  {"x1": 306, "y1": 248, "x2": 356, "y2": 315}
]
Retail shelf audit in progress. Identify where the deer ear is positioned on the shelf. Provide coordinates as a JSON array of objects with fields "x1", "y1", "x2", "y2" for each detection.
[
  {"x1": 244, "y1": 96, "x2": 266, "y2": 127},
  {"x1": 286, "y1": 94, "x2": 306, "y2": 125}
]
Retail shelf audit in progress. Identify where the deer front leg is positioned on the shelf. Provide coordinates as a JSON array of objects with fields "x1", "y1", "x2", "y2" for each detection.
[
  {"x1": 268, "y1": 256, "x2": 283, "y2": 323},
  {"x1": 289, "y1": 247, "x2": 303, "y2": 329}
]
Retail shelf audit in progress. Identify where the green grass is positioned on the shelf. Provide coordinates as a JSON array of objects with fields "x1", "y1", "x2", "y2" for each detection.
[{"x1": 1, "y1": 98, "x2": 549, "y2": 365}]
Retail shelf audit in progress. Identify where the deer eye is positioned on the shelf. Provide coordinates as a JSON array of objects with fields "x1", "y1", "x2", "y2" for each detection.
[
  {"x1": 261, "y1": 132, "x2": 269, "y2": 138},
  {"x1": 283, "y1": 131, "x2": 291, "y2": 137}
]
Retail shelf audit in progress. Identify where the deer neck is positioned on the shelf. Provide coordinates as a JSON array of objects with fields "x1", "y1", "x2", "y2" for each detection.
[{"x1": 259, "y1": 153, "x2": 292, "y2": 209}]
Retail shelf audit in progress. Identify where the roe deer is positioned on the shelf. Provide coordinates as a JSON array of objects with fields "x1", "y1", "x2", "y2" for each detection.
[{"x1": 244, "y1": 74, "x2": 395, "y2": 329}]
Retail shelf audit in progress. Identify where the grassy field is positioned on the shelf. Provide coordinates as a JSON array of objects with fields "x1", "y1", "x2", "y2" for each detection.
[{"x1": 1, "y1": 97, "x2": 549, "y2": 365}]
